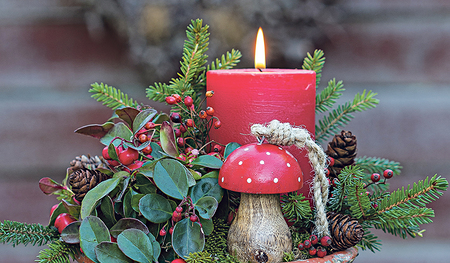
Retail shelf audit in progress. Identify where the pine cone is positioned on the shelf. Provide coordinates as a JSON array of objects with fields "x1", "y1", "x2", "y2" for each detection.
[
  {"x1": 325, "y1": 130, "x2": 357, "y2": 178},
  {"x1": 68, "y1": 154, "x2": 108, "y2": 174},
  {"x1": 327, "y1": 212, "x2": 364, "y2": 251},
  {"x1": 69, "y1": 168, "x2": 111, "y2": 202}
]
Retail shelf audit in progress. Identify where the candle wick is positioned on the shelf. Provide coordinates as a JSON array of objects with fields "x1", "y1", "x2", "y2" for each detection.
[{"x1": 258, "y1": 68, "x2": 263, "y2": 72}]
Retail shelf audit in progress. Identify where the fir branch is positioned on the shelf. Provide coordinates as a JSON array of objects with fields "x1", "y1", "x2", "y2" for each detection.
[
  {"x1": 147, "y1": 82, "x2": 175, "y2": 103},
  {"x1": 302, "y1": 49, "x2": 325, "y2": 87},
  {"x1": 89, "y1": 82, "x2": 138, "y2": 110},
  {"x1": 0, "y1": 220, "x2": 59, "y2": 247},
  {"x1": 36, "y1": 240, "x2": 79, "y2": 263},
  {"x1": 281, "y1": 192, "x2": 312, "y2": 226},
  {"x1": 346, "y1": 180, "x2": 371, "y2": 219},
  {"x1": 315, "y1": 90, "x2": 379, "y2": 143},
  {"x1": 355, "y1": 156, "x2": 402, "y2": 176},
  {"x1": 208, "y1": 49, "x2": 242, "y2": 71},
  {"x1": 315, "y1": 79, "x2": 344, "y2": 113},
  {"x1": 358, "y1": 225, "x2": 381, "y2": 252},
  {"x1": 327, "y1": 166, "x2": 366, "y2": 213},
  {"x1": 377, "y1": 175, "x2": 448, "y2": 214},
  {"x1": 186, "y1": 251, "x2": 214, "y2": 263}
]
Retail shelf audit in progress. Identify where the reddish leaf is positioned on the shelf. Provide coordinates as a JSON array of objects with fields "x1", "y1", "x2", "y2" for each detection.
[
  {"x1": 74, "y1": 122, "x2": 115, "y2": 139},
  {"x1": 160, "y1": 121, "x2": 179, "y2": 157},
  {"x1": 116, "y1": 107, "x2": 140, "y2": 128},
  {"x1": 39, "y1": 177, "x2": 66, "y2": 195}
]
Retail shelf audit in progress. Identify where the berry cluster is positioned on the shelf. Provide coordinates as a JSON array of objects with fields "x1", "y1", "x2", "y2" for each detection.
[
  {"x1": 366, "y1": 168, "x2": 394, "y2": 188},
  {"x1": 297, "y1": 235, "x2": 331, "y2": 258},
  {"x1": 158, "y1": 197, "x2": 200, "y2": 238},
  {"x1": 164, "y1": 92, "x2": 224, "y2": 159}
]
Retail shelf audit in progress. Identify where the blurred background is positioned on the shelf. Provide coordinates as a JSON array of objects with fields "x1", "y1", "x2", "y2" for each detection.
[{"x1": 1, "y1": 0, "x2": 449, "y2": 262}]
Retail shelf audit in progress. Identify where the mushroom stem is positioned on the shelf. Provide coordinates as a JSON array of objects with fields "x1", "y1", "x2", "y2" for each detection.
[{"x1": 228, "y1": 193, "x2": 292, "y2": 263}]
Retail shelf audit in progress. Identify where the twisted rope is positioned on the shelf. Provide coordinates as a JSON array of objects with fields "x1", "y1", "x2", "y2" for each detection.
[{"x1": 251, "y1": 120, "x2": 329, "y2": 237}]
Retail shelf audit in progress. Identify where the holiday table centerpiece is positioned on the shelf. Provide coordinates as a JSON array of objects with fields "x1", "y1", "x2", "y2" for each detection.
[{"x1": 0, "y1": 19, "x2": 447, "y2": 263}]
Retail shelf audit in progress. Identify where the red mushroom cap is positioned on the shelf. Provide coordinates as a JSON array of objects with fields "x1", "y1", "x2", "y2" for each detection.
[{"x1": 219, "y1": 143, "x2": 303, "y2": 194}]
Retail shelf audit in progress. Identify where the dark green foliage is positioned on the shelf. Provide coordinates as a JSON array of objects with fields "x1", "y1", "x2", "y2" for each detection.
[
  {"x1": 36, "y1": 240, "x2": 79, "y2": 263},
  {"x1": 204, "y1": 218, "x2": 229, "y2": 257},
  {"x1": 186, "y1": 251, "x2": 214, "y2": 263},
  {"x1": 207, "y1": 49, "x2": 242, "y2": 71},
  {"x1": 355, "y1": 156, "x2": 402, "y2": 176},
  {"x1": 89, "y1": 82, "x2": 139, "y2": 110},
  {"x1": 302, "y1": 49, "x2": 325, "y2": 87},
  {"x1": 315, "y1": 78, "x2": 344, "y2": 113},
  {"x1": 328, "y1": 166, "x2": 366, "y2": 213},
  {"x1": 281, "y1": 192, "x2": 312, "y2": 228},
  {"x1": 315, "y1": 90, "x2": 379, "y2": 143},
  {"x1": 358, "y1": 225, "x2": 382, "y2": 252},
  {"x1": 0, "y1": 220, "x2": 59, "y2": 247}
]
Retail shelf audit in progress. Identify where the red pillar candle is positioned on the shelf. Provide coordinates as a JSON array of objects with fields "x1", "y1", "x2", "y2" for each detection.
[{"x1": 206, "y1": 69, "x2": 316, "y2": 197}]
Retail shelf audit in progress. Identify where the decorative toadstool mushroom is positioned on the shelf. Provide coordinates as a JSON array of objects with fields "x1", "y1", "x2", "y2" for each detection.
[{"x1": 219, "y1": 142, "x2": 303, "y2": 263}]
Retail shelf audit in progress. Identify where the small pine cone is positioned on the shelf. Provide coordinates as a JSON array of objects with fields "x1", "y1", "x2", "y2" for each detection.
[
  {"x1": 68, "y1": 154, "x2": 108, "y2": 174},
  {"x1": 325, "y1": 131, "x2": 357, "y2": 178},
  {"x1": 327, "y1": 212, "x2": 364, "y2": 251},
  {"x1": 69, "y1": 168, "x2": 111, "y2": 202}
]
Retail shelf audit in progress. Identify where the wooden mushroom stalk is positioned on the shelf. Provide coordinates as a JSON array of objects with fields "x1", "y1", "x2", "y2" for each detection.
[{"x1": 219, "y1": 142, "x2": 303, "y2": 263}]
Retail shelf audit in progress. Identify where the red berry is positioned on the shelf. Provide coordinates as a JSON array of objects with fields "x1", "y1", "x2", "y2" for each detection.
[
  {"x1": 179, "y1": 124, "x2": 187, "y2": 134},
  {"x1": 171, "y1": 259, "x2": 186, "y2": 263},
  {"x1": 170, "y1": 112, "x2": 182, "y2": 123},
  {"x1": 185, "y1": 147, "x2": 194, "y2": 154},
  {"x1": 50, "y1": 204, "x2": 59, "y2": 216},
  {"x1": 190, "y1": 215, "x2": 198, "y2": 222},
  {"x1": 317, "y1": 246, "x2": 327, "y2": 258},
  {"x1": 118, "y1": 148, "x2": 139, "y2": 166},
  {"x1": 138, "y1": 133, "x2": 148, "y2": 143},
  {"x1": 303, "y1": 239, "x2": 311, "y2": 249},
  {"x1": 332, "y1": 178, "x2": 339, "y2": 187},
  {"x1": 172, "y1": 211, "x2": 181, "y2": 222},
  {"x1": 142, "y1": 145, "x2": 153, "y2": 155},
  {"x1": 325, "y1": 168, "x2": 330, "y2": 176},
  {"x1": 309, "y1": 246, "x2": 317, "y2": 256},
  {"x1": 107, "y1": 159, "x2": 120, "y2": 167},
  {"x1": 102, "y1": 146, "x2": 111, "y2": 160},
  {"x1": 185, "y1": 119, "x2": 194, "y2": 127},
  {"x1": 110, "y1": 235, "x2": 117, "y2": 243},
  {"x1": 298, "y1": 242, "x2": 305, "y2": 250},
  {"x1": 205, "y1": 90, "x2": 214, "y2": 97},
  {"x1": 172, "y1": 94, "x2": 182, "y2": 103},
  {"x1": 199, "y1": 110, "x2": 207, "y2": 119},
  {"x1": 184, "y1": 96, "x2": 194, "y2": 107},
  {"x1": 310, "y1": 235, "x2": 318, "y2": 245},
  {"x1": 206, "y1": 106, "x2": 214, "y2": 116},
  {"x1": 174, "y1": 128, "x2": 181, "y2": 137},
  {"x1": 165, "y1": 96, "x2": 177, "y2": 105},
  {"x1": 54, "y1": 213, "x2": 76, "y2": 233},
  {"x1": 214, "y1": 120, "x2": 221, "y2": 129},
  {"x1": 213, "y1": 144, "x2": 223, "y2": 153},
  {"x1": 145, "y1": 121, "x2": 156, "y2": 130},
  {"x1": 177, "y1": 137, "x2": 185, "y2": 147},
  {"x1": 371, "y1": 173, "x2": 381, "y2": 183},
  {"x1": 320, "y1": 236, "x2": 332, "y2": 247},
  {"x1": 175, "y1": 206, "x2": 183, "y2": 213},
  {"x1": 383, "y1": 169, "x2": 394, "y2": 179},
  {"x1": 327, "y1": 156, "x2": 335, "y2": 166},
  {"x1": 159, "y1": 228, "x2": 167, "y2": 236},
  {"x1": 169, "y1": 227, "x2": 174, "y2": 235},
  {"x1": 127, "y1": 161, "x2": 144, "y2": 171}
]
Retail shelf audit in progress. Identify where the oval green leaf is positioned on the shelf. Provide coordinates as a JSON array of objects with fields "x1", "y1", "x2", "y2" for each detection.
[
  {"x1": 135, "y1": 174, "x2": 157, "y2": 194},
  {"x1": 149, "y1": 142, "x2": 164, "y2": 159},
  {"x1": 224, "y1": 142, "x2": 241, "y2": 159},
  {"x1": 80, "y1": 216, "x2": 111, "y2": 263},
  {"x1": 190, "y1": 155, "x2": 223, "y2": 169},
  {"x1": 147, "y1": 233, "x2": 161, "y2": 262},
  {"x1": 100, "y1": 196, "x2": 117, "y2": 228},
  {"x1": 199, "y1": 217, "x2": 214, "y2": 236},
  {"x1": 110, "y1": 218, "x2": 150, "y2": 238},
  {"x1": 194, "y1": 196, "x2": 218, "y2": 220},
  {"x1": 117, "y1": 229, "x2": 153, "y2": 263},
  {"x1": 172, "y1": 218, "x2": 205, "y2": 259},
  {"x1": 48, "y1": 202, "x2": 67, "y2": 226},
  {"x1": 116, "y1": 107, "x2": 140, "y2": 129},
  {"x1": 159, "y1": 121, "x2": 179, "y2": 157},
  {"x1": 95, "y1": 242, "x2": 133, "y2": 263},
  {"x1": 191, "y1": 177, "x2": 223, "y2": 204},
  {"x1": 139, "y1": 193, "x2": 172, "y2": 223},
  {"x1": 131, "y1": 193, "x2": 144, "y2": 212},
  {"x1": 100, "y1": 122, "x2": 133, "y2": 146},
  {"x1": 81, "y1": 175, "x2": 123, "y2": 219},
  {"x1": 61, "y1": 221, "x2": 81, "y2": 244},
  {"x1": 132, "y1": 109, "x2": 158, "y2": 134},
  {"x1": 153, "y1": 160, "x2": 188, "y2": 200}
]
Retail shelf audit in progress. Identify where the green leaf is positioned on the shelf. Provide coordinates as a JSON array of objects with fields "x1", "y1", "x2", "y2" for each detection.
[
  {"x1": 191, "y1": 177, "x2": 223, "y2": 204},
  {"x1": 202, "y1": 170, "x2": 219, "y2": 179},
  {"x1": 135, "y1": 173, "x2": 157, "y2": 194},
  {"x1": 190, "y1": 155, "x2": 223, "y2": 169},
  {"x1": 61, "y1": 198, "x2": 81, "y2": 219},
  {"x1": 80, "y1": 216, "x2": 111, "y2": 263},
  {"x1": 74, "y1": 122, "x2": 115, "y2": 140},
  {"x1": 123, "y1": 190, "x2": 135, "y2": 218},
  {"x1": 133, "y1": 109, "x2": 158, "y2": 134},
  {"x1": 159, "y1": 121, "x2": 179, "y2": 157},
  {"x1": 115, "y1": 107, "x2": 140, "y2": 128},
  {"x1": 95, "y1": 242, "x2": 134, "y2": 263},
  {"x1": 48, "y1": 202, "x2": 68, "y2": 226},
  {"x1": 39, "y1": 177, "x2": 66, "y2": 195},
  {"x1": 110, "y1": 218, "x2": 150, "y2": 238},
  {"x1": 223, "y1": 142, "x2": 241, "y2": 159},
  {"x1": 60, "y1": 221, "x2": 81, "y2": 244},
  {"x1": 198, "y1": 217, "x2": 214, "y2": 236},
  {"x1": 172, "y1": 218, "x2": 205, "y2": 259},
  {"x1": 131, "y1": 194, "x2": 145, "y2": 212},
  {"x1": 100, "y1": 122, "x2": 133, "y2": 146},
  {"x1": 153, "y1": 159, "x2": 189, "y2": 200},
  {"x1": 194, "y1": 196, "x2": 218, "y2": 220},
  {"x1": 81, "y1": 174, "x2": 125, "y2": 219},
  {"x1": 139, "y1": 193, "x2": 173, "y2": 223},
  {"x1": 117, "y1": 229, "x2": 154, "y2": 263},
  {"x1": 147, "y1": 233, "x2": 161, "y2": 262},
  {"x1": 100, "y1": 196, "x2": 117, "y2": 228}
]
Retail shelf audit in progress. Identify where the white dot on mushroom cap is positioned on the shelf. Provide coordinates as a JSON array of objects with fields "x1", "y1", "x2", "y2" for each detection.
[
  {"x1": 244, "y1": 147, "x2": 249, "y2": 151},
  {"x1": 266, "y1": 152, "x2": 271, "y2": 155},
  {"x1": 221, "y1": 177, "x2": 224, "y2": 182},
  {"x1": 287, "y1": 163, "x2": 291, "y2": 167},
  {"x1": 247, "y1": 178, "x2": 252, "y2": 183},
  {"x1": 278, "y1": 147, "x2": 283, "y2": 150},
  {"x1": 260, "y1": 160, "x2": 265, "y2": 165},
  {"x1": 238, "y1": 161, "x2": 243, "y2": 165},
  {"x1": 298, "y1": 177, "x2": 301, "y2": 182},
  {"x1": 274, "y1": 178, "x2": 279, "y2": 183}
]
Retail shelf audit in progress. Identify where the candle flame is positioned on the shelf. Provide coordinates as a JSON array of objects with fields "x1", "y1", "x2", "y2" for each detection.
[{"x1": 255, "y1": 27, "x2": 266, "y2": 69}]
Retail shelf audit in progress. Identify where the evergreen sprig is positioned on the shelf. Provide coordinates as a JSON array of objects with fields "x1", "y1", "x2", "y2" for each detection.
[
  {"x1": 315, "y1": 78, "x2": 344, "y2": 113},
  {"x1": 302, "y1": 49, "x2": 325, "y2": 87},
  {"x1": 315, "y1": 90, "x2": 379, "y2": 143},
  {"x1": 208, "y1": 49, "x2": 242, "y2": 71},
  {"x1": 36, "y1": 240, "x2": 79, "y2": 263},
  {"x1": 89, "y1": 82, "x2": 139, "y2": 110},
  {"x1": 358, "y1": 224, "x2": 382, "y2": 252},
  {"x1": 0, "y1": 220, "x2": 59, "y2": 247},
  {"x1": 355, "y1": 156, "x2": 402, "y2": 175},
  {"x1": 281, "y1": 192, "x2": 312, "y2": 227}
]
